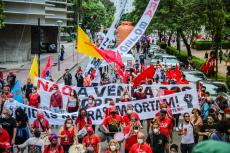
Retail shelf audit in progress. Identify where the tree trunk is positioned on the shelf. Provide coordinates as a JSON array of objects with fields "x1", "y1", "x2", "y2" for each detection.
[
  {"x1": 181, "y1": 31, "x2": 192, "y2": 57},
  {"x1": 158, "y1": 30, "x2": 162, "y2": 43},
  {"x1": 167, "y1": 32, "x2": 173, "y2": 47},
  {"x1": 176, "y1": 29, "x2": 180, "y2": 53}
]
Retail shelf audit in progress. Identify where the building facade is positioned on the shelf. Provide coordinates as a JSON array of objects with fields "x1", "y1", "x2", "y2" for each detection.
[
  {"x1": 0, "y1": 0, "x2": 73, "y2": 63},
  {"x1": 110, "y1": 0, "x2": 135, "y2": 14}
]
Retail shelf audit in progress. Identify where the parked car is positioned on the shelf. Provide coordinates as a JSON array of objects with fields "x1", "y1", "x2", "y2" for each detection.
[
  {"x1": 183, "y1": 71, "x2": 207, "y2": 82},
  {"x1": 148, "y1": 44, "x2": 160, "y2": 57},
  {"x1": 150, "y1": 53, "x2": 166, "y2": 65},
  {"x1": 160, "y1": 55, "x2": 181, "y2": 67},
  {"x1": 201, "y1": 80, "x2": 230, "y2": 100}
]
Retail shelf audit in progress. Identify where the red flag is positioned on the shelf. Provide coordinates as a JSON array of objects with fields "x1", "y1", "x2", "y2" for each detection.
[
  {"x1": 115, "y1": 64, "x2": 127, "y2": 83},
  {"x1": 41, "y1": 56, "x2": 52, "y2": 78},
  {"x1": 132, "y1": 65, "x2": 155, "y2": 88},
  {"x1": 201, "y1": 63, "x2": 209, "y2": 74},
  {"x1": 166, "y1": 65, "x2": 182, "y2": 81},
  {"x1": 86, "y1": 42, "x2": 123, "y2": 66}
]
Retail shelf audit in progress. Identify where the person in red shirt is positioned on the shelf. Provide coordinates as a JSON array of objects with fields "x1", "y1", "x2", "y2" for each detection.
[
  {"x1": 75, "y1": 108, "x2": 92, "y2": 143},
  {"x1": 44, "y1": 134, "x2": 64, "y2": 153},
  {"x1": 58, "y1": 118, "x2": 78, "y2": 153},
  {"x1": 0, "y1": 142, "x2": 11, "y2": 153},
  {"x1": 102, "y1": 106, "x2": 124, "y2": 142},
  {"x1": 82, "y1": 126, "x2": 101, "y2": 153},
  {"x1": 123, "y1": 104, "x2": 141, "y2": 127},
  {"x1": 0, "y1": 124, "x2": 10, "y2": 145},
  {"x1": 31, "y1": 111, "x2": 51, "y2": 134},
  {"x1": 50, "y1": 86, "x2": 63, "y2": 113},
  {"x1": 178, "y1": 75, "x2": 189, "y2": 84},
  {"x1": 28, "y1": 87, "x2": 40, "y2": 108},
  {"x1": 129, "y1": 132, "x2": 152, "y2": 153},
  {"x1": 104, "y1": 101, "x2": 116, "y2": 119},
  {"x1": 124, "y1": 115, "x2": 142, "y2": 153},
  {"x1": 155, "y1": 109, "x2": 172, "y2": 143},
  {"x1": 133, "y1": 86, "x2": 147, "y2": 100},
  {"x1": 105, "y1": 139, "x2": 121, "y2": 153}
]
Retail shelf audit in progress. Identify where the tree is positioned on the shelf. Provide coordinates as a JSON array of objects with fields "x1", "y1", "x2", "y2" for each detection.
[
  {"x1": 100, "y1": 0, "x2": 116, "y2": 28},
  {"x1": 0, "y1": 0, "x2": 4, "y2": 29}
]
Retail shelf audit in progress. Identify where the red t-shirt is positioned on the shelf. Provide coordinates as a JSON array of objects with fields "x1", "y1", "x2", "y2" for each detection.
[
  {"x1": 129, "y1": 143, "x2": 152, "y2": 153},
  {"x1": 124, "y1": 125, "x2": 137, "y2": 150},
  {"x1": 75, "y1": 117, "x2": 92, "y2": 131},
  {"x1": 0, "y1": 128, "x2": 10, "y2": 144},
  {"x1": 123, "y1": 112, "x2": 140, "y2": 126},
  {"x1": 60, "y1": 127, "x2": 75, "y2": 145},
  {"x1": 102, "y1": 115, "x2": 124, "y2": 127},
  {"x1": 50, "y1": 92, "x2": 63, "y2": 108},
  {"x1": 82, "y1": 134, "x2": 100, "y2": 153},
  {"x1": 29, "y1": 93, "x2": 40, "y2": 108},
  {"x1": 158, "y1": 118, "x2": 172, "y2": 139},
  {"x1": 32, "y1": 119, "x2": 50, "y2": 132},
  {"x1": 43, "y1": 145, "x2": 64, "y2": 153}
]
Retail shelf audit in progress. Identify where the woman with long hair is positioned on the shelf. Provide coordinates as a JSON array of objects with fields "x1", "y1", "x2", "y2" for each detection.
[
  {"x1": 66, "y1": 90, "x2": 80, "y2": 113},
  {"x1": 58, "y1": 118, "x2": 78, "y2": 153},
  {"x1": 75, "y1": 108, "x2": 92, "y2": 143}
]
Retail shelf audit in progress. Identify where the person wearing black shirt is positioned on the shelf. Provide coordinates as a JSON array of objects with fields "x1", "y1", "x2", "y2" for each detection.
[
  {"x1": 0, "y1": 108, "x2": 17, "y2": 145},
  {"x1": 75, "y1": 72, "x2": 84, "y2": 87},
  {"x1": 147, "y1": 121, "x2": 169, "y2": 153},
  {"x1": 15, "y1": 107, "x2": 29, "y2": 146},
  {"x1": 198, "y1": 115, "x2": 216, "y2": 140},
  {"x1": 63, "y1": 69, "x2": 72, "y2": 86},
  {"x1": 22, "y1": 79, "x2": 33, "y2": 100},
  {"x1": 6, "y1": 72, "x2": 16, "y2": 90}
]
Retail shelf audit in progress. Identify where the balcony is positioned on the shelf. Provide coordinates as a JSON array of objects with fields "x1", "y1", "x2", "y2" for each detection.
[
  {"x1": 3, "y1": 0, "x2": 46, "y2": 5},
  {"x1": 45, "y1": 6, "x2": 67, "y2": 12},
  {"x1": 4, "y1": 10, "x2": 48, "y2": 16}
]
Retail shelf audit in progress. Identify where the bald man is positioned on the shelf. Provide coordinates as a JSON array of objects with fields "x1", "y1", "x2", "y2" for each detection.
[{"x1": 129, "y1": 132, "x2": 152, "y2": 153}]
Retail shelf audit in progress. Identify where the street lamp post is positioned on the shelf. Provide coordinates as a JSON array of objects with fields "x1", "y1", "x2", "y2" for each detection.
[{"x1": 56, "y1": 20, "x2": 63, "y2": 71}]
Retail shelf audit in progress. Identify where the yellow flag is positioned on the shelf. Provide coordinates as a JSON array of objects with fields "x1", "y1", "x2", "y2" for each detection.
[
  {"x1": 77, "y1": 26, "x2": 103, "y2": 59},
  {"x1": 29, "y1": 55, "x2": 38, "y2": 83}
]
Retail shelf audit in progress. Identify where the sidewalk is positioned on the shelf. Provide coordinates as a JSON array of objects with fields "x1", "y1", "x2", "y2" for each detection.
[
  {"x1": 179, "y1": 45, "x2": 229, "y2": 76},
  {"x1": 1, "y1": 42, "x2": 87, "y2": 84}
]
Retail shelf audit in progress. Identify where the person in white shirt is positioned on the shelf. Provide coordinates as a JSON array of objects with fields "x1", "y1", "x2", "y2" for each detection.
[
  {"x1": 178, "y1": 112, "x2": 195, "y2": 153},
  {"x1": 17, "y1": 128, "x2": 44, "y2": 152},
  {"x1": 3, "y1": 93, "x2": 18, "y2": 117}
]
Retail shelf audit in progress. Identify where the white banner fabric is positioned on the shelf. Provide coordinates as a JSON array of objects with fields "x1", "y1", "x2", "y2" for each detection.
[
  {"x1": 115, "y1": 0, "x2": 160, "y2": 54},
  {"x1": 18, "y1": 90, "x2": 199, "y2": 125},
  {"x1": 34, "y1": 77, "x2": 197, "y2": 110}
]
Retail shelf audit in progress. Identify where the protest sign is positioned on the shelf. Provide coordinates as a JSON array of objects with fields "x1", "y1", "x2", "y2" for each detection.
[
  {"x1": 34, "y1": 77, "x2": 197, "y2": 110},
  {"x1": 18, "y1": 90, "x2": 199, "y2": 125}
]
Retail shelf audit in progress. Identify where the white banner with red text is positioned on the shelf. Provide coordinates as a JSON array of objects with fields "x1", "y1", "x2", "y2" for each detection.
[
  {"x1": 18, "y1": 90, "x2": 199, "y2": 125},
  {"x1": 33, "y1": 77, "x2": 197, "y2": 110}
]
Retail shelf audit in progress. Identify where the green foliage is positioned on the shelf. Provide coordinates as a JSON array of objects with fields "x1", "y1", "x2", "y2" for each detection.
[
  {"x1": 0, "y1": 0, "x2": 4, "y2": 29},
  {"x1": 193, "y1": 40, "x2": 230, "y2": 50},
  {"x1": 226, "y1": 76, "x2": 230, "y2": 88},
  {"x1": 100, "y1": 0, "x2": 115, "y2": 28},
  {"x1": 66, "y1": 35, "x2": 74, "y2": 42}
]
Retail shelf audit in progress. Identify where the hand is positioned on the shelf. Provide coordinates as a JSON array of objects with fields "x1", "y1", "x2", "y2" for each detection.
[
  {"x1": 105, "y1": 129, "x2": 109, "y2": 134},
  {"x1": 11, "y1": 139, "x2": 15, "y2": 145}
]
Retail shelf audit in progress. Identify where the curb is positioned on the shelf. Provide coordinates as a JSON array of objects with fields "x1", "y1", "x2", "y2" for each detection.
[{"x1": 56, "y1": 55, "x2": 88, "y2": 82}]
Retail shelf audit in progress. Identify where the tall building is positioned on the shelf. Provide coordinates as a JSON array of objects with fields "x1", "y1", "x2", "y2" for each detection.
[
  {"x1": 110, "y1": 0, "x2": 135, "y2": 14},
  {"x1": 0, "y1": 0, "x2": 74, "y2": 63}
]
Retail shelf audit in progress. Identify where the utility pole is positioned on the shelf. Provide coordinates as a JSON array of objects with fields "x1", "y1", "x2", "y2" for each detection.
[
  {"x1": 56, "y1": 20, "x2": 63, "y2": 71},
  {"x1": 38, "y1": 18, "x2": 41, "y2": 77},
  {"x1": 76, "y1": 0, "x2": 82, "y2": 64}
]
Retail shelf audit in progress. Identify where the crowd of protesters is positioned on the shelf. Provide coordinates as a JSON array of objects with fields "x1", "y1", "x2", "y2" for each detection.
[{"x1": 0, "y1": 38, "x2": 230, "y2": 153}]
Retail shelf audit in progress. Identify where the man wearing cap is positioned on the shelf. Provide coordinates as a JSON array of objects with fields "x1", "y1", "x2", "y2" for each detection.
[
  {"x1": 50, "y1": 86, "x2": 63, "y2": 113},
  {"x1": 154, "y1": 109, "x2": 172, "y2": 143},
  {"x1": 102, "y1": 106, "x2": 124, "y2": 141},
  {"x1": 104, "y1": 101, "x2": 116, "y2": 119}
]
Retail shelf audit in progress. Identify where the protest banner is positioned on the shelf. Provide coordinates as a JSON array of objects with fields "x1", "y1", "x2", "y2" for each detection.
[
  {"x1": 115, "y1": 0, "x2": 160, "y2": 54},
  {"x1": 18, "y1": 90, "x2": 199, "y2": 125},
  {"x1": 34, "y1": 77, "x2": 197, "y2": 110}
]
